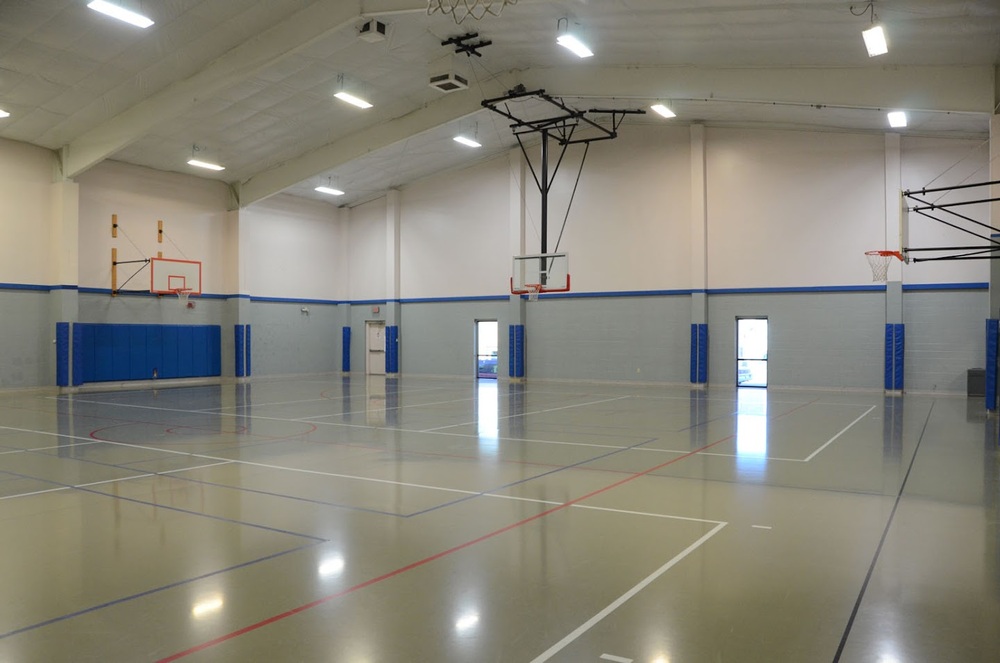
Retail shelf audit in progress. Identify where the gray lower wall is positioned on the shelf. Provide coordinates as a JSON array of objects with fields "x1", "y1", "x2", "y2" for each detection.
[
  {"x1": 903, "y1": 290, "x2": 987, "y2": 393},
  {"x1": 398, "y1": 301, "x2": 509, "y2": 378},
  {"x1": 527, "y1": 295, "x2": 692, "y2": 383},
  {"x1": 2, "y1": 287, "x2": 989, "y2": 391}
]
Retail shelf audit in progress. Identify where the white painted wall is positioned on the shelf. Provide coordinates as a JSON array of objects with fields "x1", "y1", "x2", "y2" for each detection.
[
  {"x1": 527, "y1": 125, "x2": 693, "y2": 292},
  {"x1": 901, "y1": 136, "x2": 989, "y2": 286},
  {"x1": 76, "y1": 161, "x2": 231, "y2": 293},
  {"x1": 347, "y1": 197, "x2": 387, "y2": 301},
  {"x1": 706, "y1": 128, "x2": 886, "y2": 289},
  {"x1": 400, "y1": 156, "x2": 509, "y2": 298},
  {"x1": 243, "y1": 194, "x2": 343, "y2": 300},
  {"x1": 0, "y1": 139, "x2": 58, "y2": 285}
]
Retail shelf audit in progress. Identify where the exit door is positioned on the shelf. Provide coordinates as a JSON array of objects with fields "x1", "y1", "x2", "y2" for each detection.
[
  {"x1": 366, "y1": 321, "x2": 386, "y2": 375},
  {"x1": 737, "y1": 317, "x2": 768, "y2": 387},
  {"x1": 475, "y1": 320, "x2": 498, "y2": 379}
]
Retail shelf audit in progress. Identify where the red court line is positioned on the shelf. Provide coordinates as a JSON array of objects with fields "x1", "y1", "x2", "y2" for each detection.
[{"x1": 156, "y1": 397, "x2": 819, "y2": 662}]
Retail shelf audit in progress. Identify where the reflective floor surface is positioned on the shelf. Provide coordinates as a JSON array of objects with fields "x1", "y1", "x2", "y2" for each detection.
[{"x1": 0, "y1": 376, "x2": 997, "y2": 662}]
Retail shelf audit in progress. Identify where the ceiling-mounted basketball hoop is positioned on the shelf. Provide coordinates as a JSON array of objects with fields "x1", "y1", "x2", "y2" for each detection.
[
  {"x1": 427, "y1": 0, "x2": 517, "y2": 23},
  {"x1": 865, "y1": 250, "x2": 906, "y2": 282}
]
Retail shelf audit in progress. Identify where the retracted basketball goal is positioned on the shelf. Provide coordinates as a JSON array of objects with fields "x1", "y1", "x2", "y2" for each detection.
[{"x1": 511, "y1": 253, "x2": 570, "y2": 300}]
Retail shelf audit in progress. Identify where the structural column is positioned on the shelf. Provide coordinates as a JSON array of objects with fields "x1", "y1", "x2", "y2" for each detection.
[
  {"x1": 884, "y1": 133, "x2": 904, "y2": 392},
  {"x1": 385, "y1": 189, "x2": 401, "y2": 374},
  {"x1": 508, "y1": 148, "x2": 527, "y2": 380},
  {"x1": 50, "y1": 179, "x2": 80, "y2": 387},
  {"x1": 987, "y1": 113, "x2": 1000, "y2": 410},
  {"x1": 689, "y1": 123, "x2": 709, "y2": 386}
]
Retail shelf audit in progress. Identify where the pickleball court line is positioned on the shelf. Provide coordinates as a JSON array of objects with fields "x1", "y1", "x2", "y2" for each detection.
[{"x1": 155, "y1": 432, "x2": 735, "y2": 662}]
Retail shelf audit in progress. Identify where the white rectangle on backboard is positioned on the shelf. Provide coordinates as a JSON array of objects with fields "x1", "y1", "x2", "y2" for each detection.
[{"x1": 150, "y1": 257, "x2": 202, "y2": 294}]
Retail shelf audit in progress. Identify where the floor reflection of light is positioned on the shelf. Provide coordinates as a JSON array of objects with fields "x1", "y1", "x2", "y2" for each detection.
[
  {"x1": 736, "y1": 388, "x2": 768, "y2": 478},
  {"x1": 454, "y1": 611, "x2": 480, "y2": 632},
  {"x1": 318, "y1": 555, "x2": 345, "y2": 578},
  {"x1": 651, "y1": 655, "x2": 671, "y2": 663},
  {"x1": 191, "y1": 594, "x2": 224, "y2": 618},
  {"x1": 476, "y1": 381, "x2": 499, "y2": 454}
]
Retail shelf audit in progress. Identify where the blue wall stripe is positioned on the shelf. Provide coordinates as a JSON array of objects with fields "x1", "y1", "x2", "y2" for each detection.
[
  {"x1": 234, "y1": 325, "x2": 245, "y2": 378},
  {"x1": 55, "y1": 323, "x2": 69, "y2": 387},
  {"x1": 342, "y1": 327, "x2": 351, "y2": 372},
  {"x1": 509, "y1": 324, "x2": 525, "y2": 378},
  {"x1": 386, "y1": 325, "x2": 399, "y2": 374},
  {"x1": 986, "y1": 320, "x2": 998, "y2": 411}
]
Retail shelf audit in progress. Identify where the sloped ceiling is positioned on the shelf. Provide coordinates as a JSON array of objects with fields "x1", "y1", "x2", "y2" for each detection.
[{"x1": 0, "y1": 0, "x2": 997, "y2": 209}]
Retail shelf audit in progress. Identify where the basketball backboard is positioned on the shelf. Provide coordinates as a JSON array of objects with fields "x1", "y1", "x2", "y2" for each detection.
[
  {"x1": 150, "y1": 258, "x2": 202, "y2": 295},
  {"x1": 511, "y1": 253, "x2": 570, "y2": 294}
]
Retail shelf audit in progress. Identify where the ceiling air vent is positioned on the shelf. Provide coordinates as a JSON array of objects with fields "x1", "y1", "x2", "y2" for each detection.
[
  {"x1": 359, "y1": 19, "x2": 387, "y2": 42},
  {"x1": 429, "y1": 72, "x2": 469, "y2": 93}
]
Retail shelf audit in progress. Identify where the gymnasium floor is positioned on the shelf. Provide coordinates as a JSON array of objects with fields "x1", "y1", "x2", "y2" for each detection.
[{"x1": 0, "y1": 376, "x2": 998, "y2": 662}]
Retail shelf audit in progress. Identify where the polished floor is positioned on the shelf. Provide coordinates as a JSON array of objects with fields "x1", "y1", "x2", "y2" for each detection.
[{"x1": 0, "y1": 376, "x2": 998, "y2": 662}]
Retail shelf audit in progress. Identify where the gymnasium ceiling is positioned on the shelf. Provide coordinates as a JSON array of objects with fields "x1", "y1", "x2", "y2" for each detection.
[{"x1": 0, "y1": 0, "x2": 998, "y2": 209}]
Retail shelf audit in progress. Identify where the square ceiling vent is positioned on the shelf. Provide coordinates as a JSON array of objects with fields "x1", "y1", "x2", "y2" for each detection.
[{"x1": 429, "y1": 72, "x2": 469, "y2": 93}]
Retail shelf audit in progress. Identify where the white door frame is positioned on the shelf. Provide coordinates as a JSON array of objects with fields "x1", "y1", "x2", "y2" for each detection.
[{"x1": 366, "y1": 320, "x2": 386, "y2": 376}]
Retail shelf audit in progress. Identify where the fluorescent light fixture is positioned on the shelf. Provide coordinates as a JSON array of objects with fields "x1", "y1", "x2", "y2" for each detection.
[
  {"x1": 650, "y1": 104, "x2": 676, "y2": 119},
  {"x1": 187, "y1": 159, "x2": 225, "y2": 171},
  {"x1": 315, "y1": 186, "x2": 345, "y2": 196},
  {"x1": 887, "y1": 111, "x2": 907, "y2": 128},
  {"x1": 334, "y1": 91, "x2": 373, "y2": 109},
  {"x1": 0, "y1": 109, "x2": 9, "y2": 119},
  {"x1": 862, "y1": 24, "x2": 887, "y2": 56},
  {"x1": 556, "y1": 34, "x2": 593, "y2": 58},
  {"x1": 87, "y1": 1, "x2": 154, "y2": 28},
  {"x1": 453, "y1": 135, "x2": 481, "y2": 148}
]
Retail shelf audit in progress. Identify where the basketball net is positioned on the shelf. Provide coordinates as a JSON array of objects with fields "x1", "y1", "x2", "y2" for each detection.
[
  {"x1": 427, "y1": 0, "x2": 517, "y2": 23},
  {"x1": 174, "y1": 288, "x2": 194, "y2": 309},
  {"x1": 525, "y1": 284, "x2": 540, "y2": 302},
  {"x1": 865, "y1": 250, "x2": 904, "y2": 282}
]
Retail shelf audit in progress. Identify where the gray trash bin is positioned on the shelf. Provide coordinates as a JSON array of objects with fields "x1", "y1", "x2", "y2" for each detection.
[{"x1": 967, "y1": 368, "x2": 985, "y2": 397}]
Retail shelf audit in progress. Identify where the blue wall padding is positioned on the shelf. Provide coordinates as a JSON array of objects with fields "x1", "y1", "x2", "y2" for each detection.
[
  {"x1": 690, "y1": 323, "x2": 708, "y2": 384},
  {"x1": 56, "y1": 323, "x2": 69, "y2": 387},
  {"x1": 893, "y1": 324, "x2": 905, "y2": 391},
  {"x1": 244, "y1": 325, "x2": 251, "y2": 377},
  {"x1": 884, "y1": 324, "x2": 906, "y2": 391},
  {"x1": 386, "y1": 325, "x2": 399, "y2": 373},
  {"x1": 342, "y1": 327, "x2": 351, "y2": 372},
  {"x1": 73, "y1": 323, "x2": 221, "y2": 384},
  {"x1": 71, "y1": 325, "x2": 83, "y2": 386},
  {"x1": 234, "y1": 325, "x2": 245, "y2": 378},
  {"x1": 509, "y1": 324, "x2": 525, "y2": 378},
  {"x1": 986, "y1": 320, "x2": 998, "y2": 410}
]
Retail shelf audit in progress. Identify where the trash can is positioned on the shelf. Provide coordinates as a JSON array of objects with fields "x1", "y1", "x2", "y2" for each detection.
[{"x1": 967, "y1": 368, "x2": 985, "y2": 397}]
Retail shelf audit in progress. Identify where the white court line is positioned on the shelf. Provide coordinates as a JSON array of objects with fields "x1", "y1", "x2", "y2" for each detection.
[
  {"x1": 297, "y1": 395, "x2": 478, "y2": 420},
  {"x1": 420, "y1": 396, "x2": 631, "y2": 433},
  {"x1": 0, "y1": 461, "x2": 234, "y2": 501},
  {"x1": 802, "y1": 405, "x2": 876, "y2": 462},
  {"x1": 530, "y1": 522, "x2": 728, "y2": 662},
  {"x1": 0, "y1": 440, "x2": 101, "y2": 455},
  {"x1": 600, "y1": 655, "x2": 633, "y2": 663},
  {"x1": 752, "y1": 525, "x2": 773, "y2": 530}
]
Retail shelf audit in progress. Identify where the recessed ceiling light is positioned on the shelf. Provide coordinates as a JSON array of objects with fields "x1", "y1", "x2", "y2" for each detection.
[
  {"x1": 0, "y1": 109, "x2": 10, "y2": 119},
  {"x1": 87, "y1": 1, "x2": 154, "y2": 29},
  {"x1": 556, "y1": 34, "x2": 593, "y2": 58},
  {"x1": 187, "y1": 159, "x2": 225, "y2": 171},
  {"x1": 650, "y1": 104, "x2": 676, "y2": 119},
  {"x1": 862, "y1": 24, "x2": 887, "y2": 57},
  {"x1": 887, "y1": 111, "x2": 907, "y2": 128},
  {"x1": 453, "y1": 135, "x2": 481, "y2": 148},
  {"x1": 315, "y1": 186, "x2": 345, "y2": 196},
  {"x1": 334, "y1": 91, "x2": 373, "y2": 109}
]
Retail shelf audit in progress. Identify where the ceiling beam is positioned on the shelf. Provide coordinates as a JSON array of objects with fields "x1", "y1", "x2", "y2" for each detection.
[
  {"x1": 236, "y1": 75, "x2": 510, "y2": 207},
  {"x1": 519, "y1": 65, "x2": 996, "y2": 115},
  {"x1": 60, "y1": 0, "x2": 365, "y2": 179}
]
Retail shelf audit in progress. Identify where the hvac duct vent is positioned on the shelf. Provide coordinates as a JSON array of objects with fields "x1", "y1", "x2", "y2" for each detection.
[
  {"x1": 429, "y1": 72, "x2": 469, "y2": 92},
  {"x1": 359, "y1": 19, "x2": 387, "y2": 42}
]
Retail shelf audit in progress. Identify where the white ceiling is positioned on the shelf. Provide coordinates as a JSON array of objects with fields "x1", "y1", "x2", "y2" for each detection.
[{"x1": 1, "y1": 0, "x2": 997, "y2": 208}]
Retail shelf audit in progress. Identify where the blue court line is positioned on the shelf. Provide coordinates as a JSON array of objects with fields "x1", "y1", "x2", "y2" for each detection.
[
  {"x1": 403, "y1": 436, "x2": 661, "y2": 518},
  {"x1": 0, "y1": 468, "x2": 326, "y2": 541},
  {"x1": 0, "y1": 540, "x2": 324, "y2": 641},
  {"x1": 29, "y1": 448, "x2": 405, "y2": 519}
]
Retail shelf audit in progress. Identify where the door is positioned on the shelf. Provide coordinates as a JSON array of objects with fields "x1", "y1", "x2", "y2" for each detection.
[
  {"x1": 475, "y1": 320, "x2": 499, "y2": 379},
  {"x1": 366, "y1": 321, "x2": 386, "y2": 375},
  {"x1": 737, "y1": 317, "x2": 768, "y2": 387}
]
